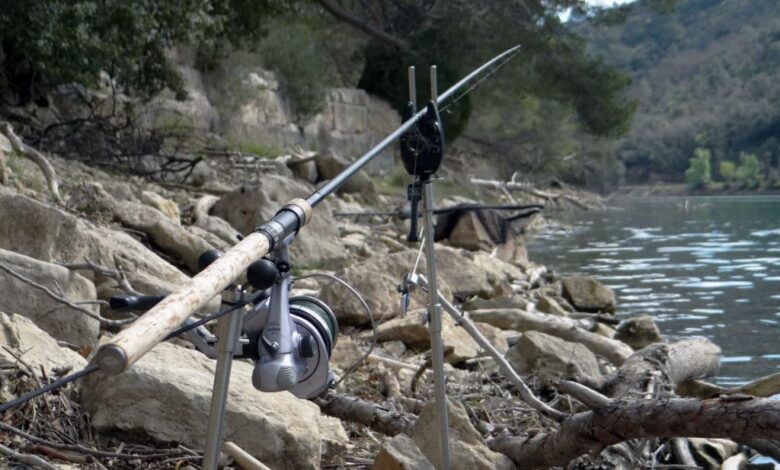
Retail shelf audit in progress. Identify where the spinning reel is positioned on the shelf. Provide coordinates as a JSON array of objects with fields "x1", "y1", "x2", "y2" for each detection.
[{"x1": 109, "y1": 237, "x2": 338, "y2": 399}]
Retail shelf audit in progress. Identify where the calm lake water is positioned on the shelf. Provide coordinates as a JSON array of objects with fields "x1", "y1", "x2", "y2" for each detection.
[{"x1": 527, "y1": 196, "x2": 780, "y2": 385}]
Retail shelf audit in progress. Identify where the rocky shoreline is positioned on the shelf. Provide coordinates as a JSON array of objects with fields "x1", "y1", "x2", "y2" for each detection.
[{"x1": 0, "y1": 138, "x2": 777, "y2": 469}]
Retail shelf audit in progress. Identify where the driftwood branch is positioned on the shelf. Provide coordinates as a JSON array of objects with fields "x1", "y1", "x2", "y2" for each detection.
[
  {"x1": 0, "y1": 443, "x2": 58, "y2": 470},
  {"x1": 223, "y1": 441, "x2": 272, "y2": 470},
  {"x1": 0, "y1": 262, "x2": 136, "y2": 328},
  {"x1": 315, "y1": 391, "x2": 416, "y2": 436},
  {"x1": 0, "y1": 122, "x2": 63, "y2": 204},
  {"x1": 678, "y1": 371, "x2": 780, "y2": 399},
  {"x1": 59, "y1": 257, "x2": 141, "y2": 296},
  {"x1": 471, "y1": 177, "x2": 591, "y2": 210},
  {"x1": 191, "y1": 195, "x2": 241, "y2": 246},
  {"x1": 469, "y1": 308, "x2": 633, "y2": 365},
  {"x1": 489, "y1": 397, "x2": 780, "y2": 469}
]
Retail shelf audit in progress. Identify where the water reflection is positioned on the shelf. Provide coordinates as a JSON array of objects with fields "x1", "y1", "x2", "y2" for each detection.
[{"x1": 528, "y1": 196, "x2": 780, "y2": 384}]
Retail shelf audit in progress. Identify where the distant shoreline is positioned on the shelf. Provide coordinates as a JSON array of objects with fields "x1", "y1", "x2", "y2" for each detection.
[{"x1": 614, "y1": 183, "x2": 780, "y2": 198}]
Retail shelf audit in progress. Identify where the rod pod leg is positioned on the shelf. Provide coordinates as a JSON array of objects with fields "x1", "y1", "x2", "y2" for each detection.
[
  {"x1": 202, "y1": 303, "x2": 244, "y2": 470},
  {"x1": 421, "y1": 178, "x2": 452, "y2": 469}
]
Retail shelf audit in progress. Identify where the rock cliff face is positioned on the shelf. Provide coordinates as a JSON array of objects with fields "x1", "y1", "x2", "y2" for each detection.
[{"x1": 143, "y1": 49, "x2": 400, "y2": 173}]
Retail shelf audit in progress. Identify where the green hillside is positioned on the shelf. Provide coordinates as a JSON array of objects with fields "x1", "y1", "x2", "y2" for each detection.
[{"x1": 577, "y1": 0, "x2": 780, "y2": 184}]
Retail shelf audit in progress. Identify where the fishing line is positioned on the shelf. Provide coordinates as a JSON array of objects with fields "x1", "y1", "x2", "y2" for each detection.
[
  {"x1": 295, "y1": 272, "x2": 376, "y2": 387},
  {"x1": 438, "y1": 47, "x2": 523, "y2": 115}
]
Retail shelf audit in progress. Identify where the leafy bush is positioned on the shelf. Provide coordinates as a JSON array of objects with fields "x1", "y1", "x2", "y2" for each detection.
[
  {"x1": 718, "y1": 160, "x2": 736, "y2": 185},
  {"x1": 735, "y1": 152, "x2": 762, "y2": 189},
  {"x1": 258, "y1": 18, "x2": 331, "y2": 120},
  {"x1": 684, "y1": 147, "x2": 711, "y2": 189}
]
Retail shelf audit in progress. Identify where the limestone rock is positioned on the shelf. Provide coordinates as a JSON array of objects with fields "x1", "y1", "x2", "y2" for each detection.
[
  {"x1": 475, "y1": 322, "x2": 509, "y2": 355},
  {"x1": 140, "y1": 190, "x2": 181, "y2": 222},
  {"x1": 373, "y1": 434, "x2": 434, "y2": 470},
  {"x1": 290, "y1": 159, "x2": 318, "y2": 184},
  {"x1": 412, "y1": 398, "x2": 515, "y2": 470},
  {"x1": 615, "y1": 315, "x2": 663, "y2": 349},
  {"x1": 315, "y1": 150, "x2": 376, "y2": 195},
  {"x1": 114, "y1": 200, "x2": 213, "y2": 273},
  {"x1": 81, "y1": 342, "x2": 344, "y2": 470},
  {"x1": 102, "y1": 182, "x2": 137, "y2": 203},
  {"x1": 305, "y1": 88, "x2": 400, "y2": 175},
  {"x1": 505, "y1": 331, "x2": 602, "y2": 381},
  {"x1": 436, "y1": 247, "x2": 524, "y2": 299},
  {"x1": 0, "y1": 312, "x2": 87, "y2": 372},
  {"x1": 373, "y1": 315, "x2": 431, "y2": 348},
  {"x1": 211, "y1": 177, "x2": 344, "y2": 266},
  {"x1": 0, "y1": 193, "x2": 190, "y2": 297},
  {"x1": 536, "y1": 296, "x2": 569, "y2": 316},
  {"x1": 591, "y1": 322, "x2": 617, "y2": 339},
  {"x1": 205, "y1": 52, "x2": 302, "y2": 148},
  {"x1": 373, "y1": 313, "x2": 482, "y2": 364},
  {"x1": 0, "y1": 133, "x2": 11, "y2": 154},
  {"x1": 562, "y1": 276, "x2": 616, "y2": 313},
  {"x1": 447, "y1": 211, "x2": 493, "y2": 251},
  {"x1": 137, "y1": 48, "x2": 218, "y2": 137},
  {"x1": 463, "y1": 295, "x2": 530, "y2": 312},
  {"x1": 0, "y1": 133, "x2": 9, "y2": 184},
  {"x1": 495, "y1": 236, "x2": 530, "y2": 266},
  {"x1": 0, "y1": 249, "x2": 100, "y2": 348}
]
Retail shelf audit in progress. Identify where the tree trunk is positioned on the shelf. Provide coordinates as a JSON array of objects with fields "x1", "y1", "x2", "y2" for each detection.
[{"x1": 489, "y1": 397, "x2": 780, "y2": 469}]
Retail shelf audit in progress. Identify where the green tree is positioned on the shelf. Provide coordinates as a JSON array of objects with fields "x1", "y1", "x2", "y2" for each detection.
[
  {"x1": 0, "y1": 0, "x2": 291, "y2": 101},
  {"x1": 719, "y1": 160, "x2": 736, "y2": 185},
  {"x1": 685, "y1": 147, "x2": 711, "y2": 189},
  {"x1": 314, "y1": 0, "x2": 636, "y2": 140},
  {"x1": 735, "y1": 152, "x2": 762, "y2": 189}
]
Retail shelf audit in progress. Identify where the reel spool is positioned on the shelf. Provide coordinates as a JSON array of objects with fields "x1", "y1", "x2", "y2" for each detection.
[{"x1": 243, "y1": 294, "x2": 338, "y2": 399}]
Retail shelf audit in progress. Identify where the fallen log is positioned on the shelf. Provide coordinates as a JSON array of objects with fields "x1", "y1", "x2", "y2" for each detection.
[
  {"x1": 598, "y1": 338, "x2": 721, "y2": 398},
  {"x1": 490, "y1": 338, "x2": 729, "y2": 468},
  {"x1": 489, "y1": 396, "x2": 780, "y2": 470},
  {"x1": 315, "y1": 391, "x2": 416, "y2": 436},
  {"x1": 469, "y1": 308, "x2": 633, "y2": 365}
]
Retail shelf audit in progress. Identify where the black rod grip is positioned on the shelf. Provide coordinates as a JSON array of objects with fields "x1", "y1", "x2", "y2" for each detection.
[
  {"x1": 109, "y1": 295, "x2": 166, "y2": 312},
  {"x1": 407, "y1": 197, "x2": 420, "y2": 242}
]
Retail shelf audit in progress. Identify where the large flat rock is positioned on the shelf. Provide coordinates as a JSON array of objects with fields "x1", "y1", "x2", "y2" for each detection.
[
  {"x1": 80, "y1": 342, "x2": 345, "y2": 469},
  {"x1": 0, "y1": 193, "x2": 190, "y2": 297}
]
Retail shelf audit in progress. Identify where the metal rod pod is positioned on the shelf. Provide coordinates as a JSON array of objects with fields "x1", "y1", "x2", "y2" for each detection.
[
  {"x1": 408, "y1": 66, "x2": 417, "y2": 112},
  {"x1": 430, "y1": 65, "x2": 438, "y2": 106}
]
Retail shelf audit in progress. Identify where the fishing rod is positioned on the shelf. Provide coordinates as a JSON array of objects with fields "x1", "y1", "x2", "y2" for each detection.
[
  {"x1": 332, "y1": 202, "x2": 545, "y2": 218},
  {"x1": 0, "y1": 45, "x2": 524, "y2": 470},
  {"x1": 94, "y1": 44, "x2": 523, "y2": 377}
]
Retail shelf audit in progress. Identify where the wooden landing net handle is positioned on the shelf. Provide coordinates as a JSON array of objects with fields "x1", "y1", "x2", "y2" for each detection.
[{"x1": 95, "y1": 199, "x2": 313, "y2": 374}]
